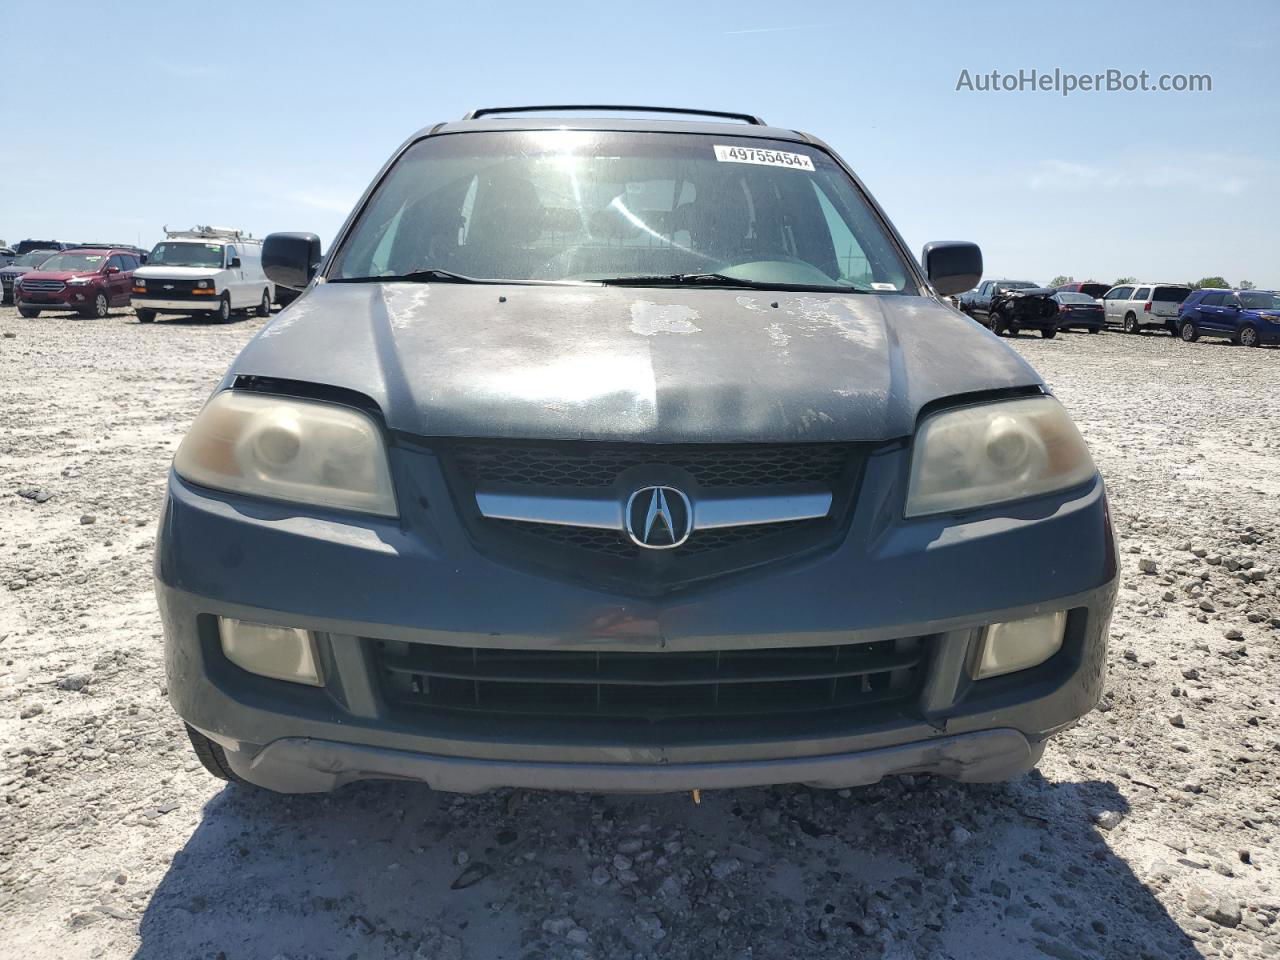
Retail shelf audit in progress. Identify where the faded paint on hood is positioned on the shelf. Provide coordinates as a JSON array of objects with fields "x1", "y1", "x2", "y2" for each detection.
[{"x1": 229, "y1": 282, "x2": 1042, "y2": 443}]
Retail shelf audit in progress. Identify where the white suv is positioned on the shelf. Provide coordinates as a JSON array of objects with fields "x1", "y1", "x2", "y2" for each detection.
[
  {"x1": 1101, "y1": 282, "x2": 1192, "y2": 335},
  {"x1": 132, "y1": 226, "x2": 274, "y2": 324}
]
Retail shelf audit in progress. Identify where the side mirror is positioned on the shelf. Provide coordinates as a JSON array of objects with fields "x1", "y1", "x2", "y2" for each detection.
[
  {"x1": 229, "y1": 256, "x2": 242, "y2": 268},
  {"x1": 263, "y1": 232, "x2": 322, "y2": 291},
  {"x1": 105, "y1": 265, "x2": 120, "y2": 274},
  {"x1": 922, "y1": 241, "x2": 982, "y2": 297}
]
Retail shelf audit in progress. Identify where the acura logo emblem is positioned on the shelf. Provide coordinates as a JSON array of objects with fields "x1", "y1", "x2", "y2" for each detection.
[{"x1": 625, "y1": 485, "x2": 693, "y2": 549}]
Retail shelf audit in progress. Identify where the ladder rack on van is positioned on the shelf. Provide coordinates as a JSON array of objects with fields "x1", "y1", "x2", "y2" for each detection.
[{"x1": 162, "y1": 225, "x2": 255, "y2": 241}]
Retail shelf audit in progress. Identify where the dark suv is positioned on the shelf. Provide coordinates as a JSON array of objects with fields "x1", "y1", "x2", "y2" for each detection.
[
  {"x1": 15, "y1": 247, "x2": 141, "y2": 318},
  {"x1": 157, "y1": 106, "x2": 1117, "y2": 795},
  {"x1": 1, "y1": 249, "x2": 57, "y2": 303}
]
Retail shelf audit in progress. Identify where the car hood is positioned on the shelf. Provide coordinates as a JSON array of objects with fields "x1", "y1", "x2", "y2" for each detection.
[
  {"x1": 228, "y1": 282, "x2": 1042, "y2": 444},
  {"x1": 1, "y1": 264, "x2": 38, "y2": 276},
  {"x1": 21, "y1": 270, "x2": 100, "y2": 282}
]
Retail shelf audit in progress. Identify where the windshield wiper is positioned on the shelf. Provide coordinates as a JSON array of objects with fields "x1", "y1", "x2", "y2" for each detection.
[
  {"x1": 594, "y1": 272, "x2": 870, "y2": 293},
  {"x1": 331, "y1": 268, "x2": 571, "y2": 286},
  {"x1": 332, "y1": 268, "x2": 486, "y2": 284}
]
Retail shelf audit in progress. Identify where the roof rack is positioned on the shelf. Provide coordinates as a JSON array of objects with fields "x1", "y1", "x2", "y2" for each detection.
[
  {"x1": 461, "y1": 105, "x2": 766, "y2": 125},
  {"x1": 163, "y1": 224, "x2": 253, "y2": 241}
]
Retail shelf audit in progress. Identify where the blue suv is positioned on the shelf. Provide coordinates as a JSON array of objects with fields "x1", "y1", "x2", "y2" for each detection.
[{"x1": 1178, "y1": 289, "x2": 1280, "y2": 347}]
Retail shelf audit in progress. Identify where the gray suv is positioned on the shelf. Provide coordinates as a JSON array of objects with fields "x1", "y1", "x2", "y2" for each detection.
[{"x1": 156, "y1": 106, "x2": 1117, "y2": 794}]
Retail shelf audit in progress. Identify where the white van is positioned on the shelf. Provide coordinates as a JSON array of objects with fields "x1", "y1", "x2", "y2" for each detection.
[{"x1": 132, "y1": 226, "x2": 274, "y2": 323}]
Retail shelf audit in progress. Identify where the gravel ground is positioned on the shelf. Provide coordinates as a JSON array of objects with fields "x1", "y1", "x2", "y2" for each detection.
[{"x1": 0, "y1": 303, "x2": 1277, "y2": 960}]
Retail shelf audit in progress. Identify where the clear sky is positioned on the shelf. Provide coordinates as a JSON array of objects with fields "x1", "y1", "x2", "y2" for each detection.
[{"x1": 3, "y1": 0, "x2": 1276, "y2": 287}]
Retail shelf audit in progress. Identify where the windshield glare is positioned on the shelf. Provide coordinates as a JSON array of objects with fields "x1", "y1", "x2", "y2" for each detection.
[
  {"x1": 37, "y1": 253, "x2": 105, "y2": 273},
  {"x1": 148, "y1": 242, "x2": 225, "y2": 268},
  {"x1": 331, "y1": 130, "x2": 915, "y2": 292},
  {"x1": 1057, "y1": 292, "x2": 1096, "y2": 303},
  {"x1": 1239, "y1": 291, "x2": 1280, "y2": 310}
]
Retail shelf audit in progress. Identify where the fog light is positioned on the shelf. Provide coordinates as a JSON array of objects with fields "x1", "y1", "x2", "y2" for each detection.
[
  {"x1": 217, "y1": 618, "x2": 321, "y2": 685},
  {"x1": 976, "y1": 611, "x2": 1066, "y2": 679}
]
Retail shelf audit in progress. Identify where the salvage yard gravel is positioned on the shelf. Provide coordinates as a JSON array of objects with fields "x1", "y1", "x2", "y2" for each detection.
[{"x1": 0, "y1": 303, "x2": 1276, "y2": 959}]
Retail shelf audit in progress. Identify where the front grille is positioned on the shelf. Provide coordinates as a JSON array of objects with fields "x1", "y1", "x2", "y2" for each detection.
[
  {"x1": 441, "y1": 440, "x2": 865, "y2": 593},
  {"x1": 454, "y1": 442, "x2": 852, "y2": 489},
  {"x1": 375, "y1": 637, "x2": 924, "y2": 726},
  {"x1": 137, "y1": 279, "x2": 208, "y2": 298},
  {"x1": 20, "y1": 279, "x2": 65, "y2": 293}
]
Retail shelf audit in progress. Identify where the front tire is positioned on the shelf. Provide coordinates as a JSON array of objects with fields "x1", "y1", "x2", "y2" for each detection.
[
  {"x1": 255, "y1": 288, "x2": 271, "y2": 317},
  {"x1": 184, "y1": 724, "x2": 251, "y2": 786},
  {"x1": 215, "y1": 293, "x2": 232, "y2": 323},
  {"x1": 1179, "y1": 319, "x2": 1200, "y2": 342},
  {"x1": 1123, "y1": 313, "x2": 1139, "y2": 334},
  {"x1": 82, "y1": 292, "x2": 109, "y2": 319},
  {"x1": 1088, "y1": 326, "x2": 1100, "y2": 334},
  {"x1": 18, "y1": 306, "x2": 40, "y2": 318},
  {"x1": 1238, "y1": 325, "x2": 1260, "y2": 348},
  {"x1": 1040, "y1": 327, "x2": 1058, "y2": 339},
  {"x1": 136, "y1": 309, "x2": 156, "y2": 324},
  {"x1": 988, "y1": 311, "x2": 1004, "y2": 336}
]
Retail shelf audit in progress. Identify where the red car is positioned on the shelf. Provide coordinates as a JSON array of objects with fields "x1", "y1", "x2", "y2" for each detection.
[
  {"x1": 14, "y1": 247, "x2": 141, "y2": 319},
  {"x1": 1054, "y1": 281, "x2": 1110, "y2": 300}
]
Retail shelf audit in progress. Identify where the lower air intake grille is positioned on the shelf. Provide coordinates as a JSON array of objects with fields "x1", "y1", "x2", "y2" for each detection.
[{"x1": 374, "y1": 637, "x2": 924, "y2": 724}]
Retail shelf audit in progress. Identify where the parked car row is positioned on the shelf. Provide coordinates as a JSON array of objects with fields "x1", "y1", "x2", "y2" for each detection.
[
  {"x1": 1, "y1": 227, "x2": 275, "y2": 321},
  {"x1": 957, "y1": 277, "x2": 1276, "y2": 348},
  {"x1": 956, "y1": 281, "x2": 1103, "y2": 337}
]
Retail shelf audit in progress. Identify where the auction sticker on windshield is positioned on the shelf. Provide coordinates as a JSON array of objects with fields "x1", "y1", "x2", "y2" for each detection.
[{"x1": 714, "y1": 145, "x2": 815, "y2": 170}]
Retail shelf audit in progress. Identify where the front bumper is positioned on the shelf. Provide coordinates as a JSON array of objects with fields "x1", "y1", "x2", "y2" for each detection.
[
  {"x1": 133, "y1": 296, "x2": 220, "y2": 312},
  {"x1": 157, "y1": 444, "x2": 1118, "y2": 794},
  {"x1": 16, "y1": 289, "x2": 93, "y2": 309}
]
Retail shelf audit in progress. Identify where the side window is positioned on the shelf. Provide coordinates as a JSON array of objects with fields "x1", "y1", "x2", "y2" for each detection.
[
  {"x1": 107, "y1": 254, "x2": 125, "y2": 272},
  {"x1": 1111, "y1": 286, "x2": 1133, "y2": 300},
  {"x1": 1200, "y1": 293, "x2": 1224, "y2": 306},
  {"x1": 1223, "y1": 294, "x2": 1241, "y2": 308},
  {"x1": 1132, "y1": 287, "x2": 1151, "y2": 301},
  {"x1": 225, "y1": 245, "x2": 237, "y2": 267}
]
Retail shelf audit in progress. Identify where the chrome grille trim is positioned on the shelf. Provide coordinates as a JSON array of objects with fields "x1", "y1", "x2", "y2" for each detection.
[
  {"x1": 476, "y1": 486, "x2": 832, "y2": 531},
  {"x1": 20, "y1": 279, "x2": 65, "y2": 292}
]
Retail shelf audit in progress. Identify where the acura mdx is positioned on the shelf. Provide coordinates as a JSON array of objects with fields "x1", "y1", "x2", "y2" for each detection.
[{"x1": 156, "y1": 106, "x2": 1117, "y2": 794}]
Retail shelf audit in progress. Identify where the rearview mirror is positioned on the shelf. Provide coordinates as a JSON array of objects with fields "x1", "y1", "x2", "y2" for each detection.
[
  {"x1": 921, "y1": 241, "x2": 983, "y2": 297},
  {"x1": 263, "y1": 232, "x2": 323, "y2": 291}
]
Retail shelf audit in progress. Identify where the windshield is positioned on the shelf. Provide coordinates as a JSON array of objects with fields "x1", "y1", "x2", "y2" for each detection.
[
  {"x1": 148, "y1": 242, "x2": 225, "y2": 268},
  {"x1": 996, "y1": 282, "x2": 1036, "y2": 292},
  {"x1": 1057, "y1": 292, "x2": 1096, "y2": 304},
  {"x1": 1239, "y1": 291, "x2": 1280, "y2": 310},
  {"x1": 330, "y1": 130, "x2": 916, "y2": 292},
  {"x1": 13, "y1": 251, "x2": 54, "y2": 267},
  {"x1": 37, "y1": 252, "x2": 106, "y2": 273}
]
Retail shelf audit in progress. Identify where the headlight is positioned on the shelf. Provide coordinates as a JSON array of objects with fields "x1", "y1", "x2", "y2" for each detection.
[
  {"x1": 905, "y1": 396, "x2": 1095, "y2": 517},
  {"x1": 134, "y1": 278, "x2": 146, "y2": 287},
  {"x1": 173, "y1": 391, "x2": 397, "y2": 516},
  {"x1": 197, "y1": 280, "x2": 211, "y2": 289},
  {"x1": 67, "y1": 276, "x2": 92, "y2": 285}
]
